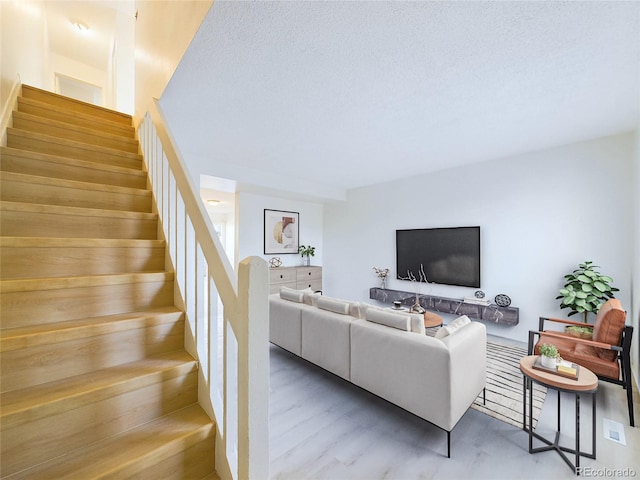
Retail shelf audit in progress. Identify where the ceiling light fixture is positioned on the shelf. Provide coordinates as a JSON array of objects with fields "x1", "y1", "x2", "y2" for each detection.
[
  {"x1": 207, "y1": 199, "x2": 221, "y2": 206},
  {"x1": 72, "y1": 21, "x2": 89, "y2": 33}
]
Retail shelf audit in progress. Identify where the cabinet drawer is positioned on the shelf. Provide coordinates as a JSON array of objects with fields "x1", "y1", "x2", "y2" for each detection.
[
  {"x1": 296, "y1": 267, "x2": 322, "y2": 282},
  {"x1": 269, "y1": 268, "x2": 297, "y2": 284},
  {"x1": 269, "y1": 281, "x2": 297, "y2": 294},
  {"x1": 297, "y1": 278, "x2": 322, "y2": 292}
]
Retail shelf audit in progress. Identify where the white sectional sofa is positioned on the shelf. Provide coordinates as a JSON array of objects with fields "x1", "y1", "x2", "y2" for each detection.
[{"x1": 269, "y1": 289, "x2": 487, "y2": 457}]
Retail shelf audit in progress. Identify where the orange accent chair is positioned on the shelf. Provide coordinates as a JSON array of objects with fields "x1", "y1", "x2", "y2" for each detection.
[{"x1": 528, "y1": 298, "x2": 635, "y2": 427}]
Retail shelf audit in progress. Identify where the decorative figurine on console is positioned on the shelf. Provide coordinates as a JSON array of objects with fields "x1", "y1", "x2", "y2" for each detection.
[
  {"x1": 372, "y1": 267, "x2": 390, "y2": 289},
  {"x1": 399, "y1": 265, "x2": 428, "y2": 314}
]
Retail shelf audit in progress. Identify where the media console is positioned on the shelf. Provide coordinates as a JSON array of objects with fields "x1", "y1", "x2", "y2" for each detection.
[{"x1": 369, "y1": 287, "x2": 519, "y2": 326}]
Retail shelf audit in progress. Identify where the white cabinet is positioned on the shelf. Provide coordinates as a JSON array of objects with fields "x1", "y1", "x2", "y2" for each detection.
[{"x1": 269, "y1": 266, "x2": 322, "y2": 294}]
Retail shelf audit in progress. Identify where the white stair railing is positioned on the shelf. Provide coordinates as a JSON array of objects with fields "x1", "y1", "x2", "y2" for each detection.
[{"x1": 138, "y1": 100, "x2": 269, "y2": 480}]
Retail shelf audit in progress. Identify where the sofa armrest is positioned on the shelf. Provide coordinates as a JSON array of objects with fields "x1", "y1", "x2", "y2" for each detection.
[
  {"x1": 269, "y1": 294, "x2": 315, "y2": 356},
  {"x1": 439, "y1": 322, "x2": 487, "y2": 428}
]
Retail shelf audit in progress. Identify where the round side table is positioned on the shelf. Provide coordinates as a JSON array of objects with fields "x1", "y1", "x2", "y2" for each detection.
[
  {"x1": 424, "y1": 311, "x2": 443, "y2": 328},
  {"x1": 520, "y1": 355, "x2": 598, "y2": 475}
]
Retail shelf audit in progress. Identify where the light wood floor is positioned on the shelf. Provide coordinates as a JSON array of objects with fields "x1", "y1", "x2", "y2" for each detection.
[{"x1": 269, "y1": 336, "x2": 640, "y2": 479}]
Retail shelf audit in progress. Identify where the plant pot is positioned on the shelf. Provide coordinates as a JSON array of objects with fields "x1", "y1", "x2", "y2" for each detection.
[
  {"x1": 564, "y1": 326, "x2": 593, "y2": 340},
  {"x1": 540, "y1": 355, "x2": 557, "y2": 369}
]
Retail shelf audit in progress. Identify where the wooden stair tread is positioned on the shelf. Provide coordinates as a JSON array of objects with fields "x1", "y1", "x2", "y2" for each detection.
[
  {"x1": 7, "y1": 128, "x2": 142, "y2": 162},
  {"x1": 0, "y1": 271, "x2": 174, "y2": 293},
  {"x1": 17, "y1": 96, "x2": 136, "y2": 138},
  {"x1": 1, "y1": 87, "x2": 216, "y2": 479},
  {"x1": 0, "y1": 200, "x2": 157, "y2": 220},
  {"x1": 0, "y1": 146, "x2": 146, "y2": 178},
  {"x1": 21, "y1": 85, "x2": 133, "y2": 125},
  {"x1": 1, "y1": 306, "x2": 182, "y2": 352},
  {"x1": 0, "y1": 237, "x2": 164, "y2": 248},
  {"x1": 201, "y1": 473, "x2": 223, "y2": 480},
  {"x1": 12, "y1": 111, "x2": 139, "y2": 151},
  {"x1": 0, "y1": 350, "x2": 197, "y2": 430},
  {"x1": 7, "y1": 404, "x2": 213, "y2": 480},
  {"x1": 0, "y1": 171, "x2": 151, "y2": 196}
]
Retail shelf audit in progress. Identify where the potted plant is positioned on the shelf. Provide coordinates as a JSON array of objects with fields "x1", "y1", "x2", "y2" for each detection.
[
  {"x1": 372, "y1": 267, "x2": 390, "y2": 289},
  {"x1": 556, "y1": 261, "x2": 619, "y2": 323},
  {"x1": 298, "y1": 245, "x2": 315, "y2": 266},
  {"x1": 539, "y1": 343, "x2": 559, "y2": 369}
]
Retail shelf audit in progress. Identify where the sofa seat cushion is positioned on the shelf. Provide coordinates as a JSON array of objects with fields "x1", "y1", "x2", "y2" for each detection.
[
  {"x1": 535, "y1": 332, "x2": 620, "y2": 379},
  {"x1": 301, "y1": 308, "x2": 353, "y2": 380}
]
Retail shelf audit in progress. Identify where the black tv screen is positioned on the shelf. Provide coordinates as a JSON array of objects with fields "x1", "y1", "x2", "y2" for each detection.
[{"x1": 396, "y1": 226, "x2": 481, "y2": 288}]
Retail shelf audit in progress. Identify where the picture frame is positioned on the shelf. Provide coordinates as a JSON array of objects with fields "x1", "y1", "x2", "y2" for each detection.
[{"x1": 264, "y1": 209, "x2": 299, "y2": 254}]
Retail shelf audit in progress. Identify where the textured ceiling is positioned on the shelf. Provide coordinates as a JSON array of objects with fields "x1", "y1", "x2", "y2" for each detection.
[{"x1": 160, "y1": 1, "x2": 640, "y2": 201}]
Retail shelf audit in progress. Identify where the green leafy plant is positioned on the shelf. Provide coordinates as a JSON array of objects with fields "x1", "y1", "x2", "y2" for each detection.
[
  {"x1": 298, "y1": 245, "x2": 315, "y2": 257},
  {"x1": 565, "y1": 325, "x2": 593, "y2": 339},
  {"x1": 539, "y1": 343, "x2": 559, "y2": 359},
  {"x1": 556, "y1": 261, "x2": 619, "y2": 322}
]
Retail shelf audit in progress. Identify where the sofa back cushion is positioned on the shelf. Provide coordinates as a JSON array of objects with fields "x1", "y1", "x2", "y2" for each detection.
[
  {"x1": 592, "y1": 298, "x2": 626, "y2": 361},
  {"x1": 301, "y1": 288, "x2": 320, "y2": 306},
  {"x1": 434, "y1": 315, "x2": 471, "y2": 340},
  {"x1": 317, "y1": 296, "x2": 351, "y2": 315},
  {"x1": 280, "y1": 287, "x2": 305, "y2": 303},
  {"x1": 365, "y1": 308, "x2": 411, "y2": 331},
  {"x1": 359, "y1": 303, "x2": 425, "y2": 335}
]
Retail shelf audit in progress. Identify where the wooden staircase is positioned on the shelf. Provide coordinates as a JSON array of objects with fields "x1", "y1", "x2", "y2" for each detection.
[{"x1": 0, "y1": 85, "x2": 218, "y2": 479}]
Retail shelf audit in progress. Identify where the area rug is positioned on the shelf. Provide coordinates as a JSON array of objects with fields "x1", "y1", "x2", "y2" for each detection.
[{"x1": 470, "y1": 341, "x2": 547, "y2": 429}]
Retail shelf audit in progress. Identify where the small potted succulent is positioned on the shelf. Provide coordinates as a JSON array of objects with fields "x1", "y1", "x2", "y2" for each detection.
[
  {"x1": 298, "y1": 245, "x2": 315, "y2": 266},
  {"x1": 539, "y1": 343, "x2": 560, "y2": 369}
]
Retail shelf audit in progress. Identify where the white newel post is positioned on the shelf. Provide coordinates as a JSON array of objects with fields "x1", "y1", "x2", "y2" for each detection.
[{"x1": 236, "y1": 256, "x2": 270, "y2": 479}]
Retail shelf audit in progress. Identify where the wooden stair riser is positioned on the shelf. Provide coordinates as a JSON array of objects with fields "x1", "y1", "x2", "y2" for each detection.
[
  {"x1": 1, "y1": 241, "x2": 165, "y2": 279},
  {"x1": 0, "y1": 205, "x2": 158, "y2": 240},
  {"x1": 127, "y1": 437, "x2": 217, "y2": 480},
  {"x1": 7, "y1": 129, "x2": 143, "y2": 170},
  {"x1": 12, "y1": 112, "x2": 139, "y2": 154},
  {"x1": 17, "y1": 96, "x2": 136, "y2": 139},
  {"x1": 0, "y1": 278, "x2": 174, "y2": 328},
  {"x1": 1, "y1": 371, "x2": 199, "y2": 477},
  {"x1": 21, "y1": 85, "x2": 132, "y2": 126},
  {"x1": 0, "y1": 173, "x2": 152, "y2": 213},
  {"x1": 0, "y1": 147, "x2": 147, "y2": 189},
  {"x1": 1, "y1": 322, "x2": 185, "y2": 392}
]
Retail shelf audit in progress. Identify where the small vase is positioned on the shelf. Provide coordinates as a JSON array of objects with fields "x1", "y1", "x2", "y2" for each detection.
[
  {"x1": 541, "y1": 355, "x2": 557, "y2": 369},
  {"x1": 303, "y1": 256, "x2": 310, "y2": 266}
]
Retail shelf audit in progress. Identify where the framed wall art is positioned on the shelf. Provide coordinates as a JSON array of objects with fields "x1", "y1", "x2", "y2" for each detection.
[{"x1": 264, "y1": 209, "x2": 299, "y2": 254}]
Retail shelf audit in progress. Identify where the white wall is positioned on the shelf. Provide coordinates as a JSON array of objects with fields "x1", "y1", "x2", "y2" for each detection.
[
  {"x1": 135, "y1": 0, "x2": 212, "y2": 123},
  {"x1": 236, "y1": 192, "x2": 323, "y2": 270},
  {"x1": 632, "y1": 129, "x2": 640, "y2": 386},
  {"x1": 324, "y1": 133, "x2": 635, "y2": 343},
  {"x1": 0, "y1": 0, "x2": 46, "y2": 109}
]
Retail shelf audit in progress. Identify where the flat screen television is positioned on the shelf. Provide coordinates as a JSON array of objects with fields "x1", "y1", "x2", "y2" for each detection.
[{"x1": 396, "y1": 226, "x2": 481, "y2": 288}]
